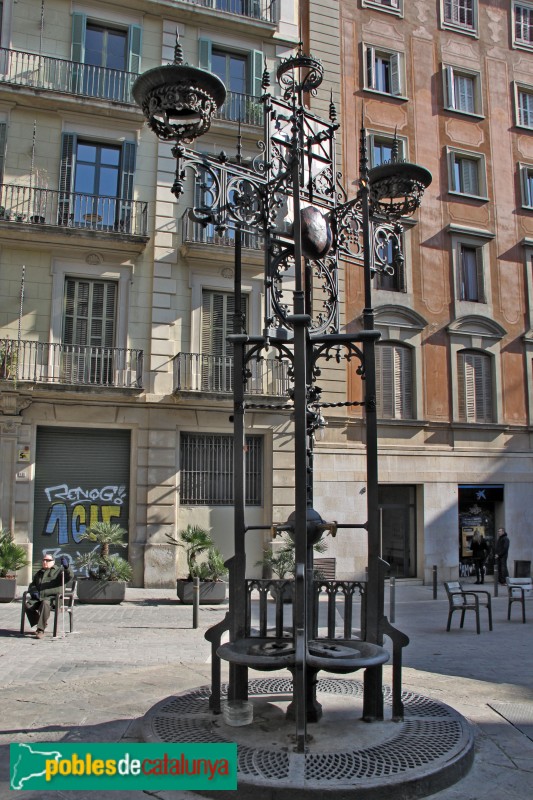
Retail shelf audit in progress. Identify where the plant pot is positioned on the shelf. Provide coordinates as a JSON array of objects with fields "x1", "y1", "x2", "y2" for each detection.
[
  {"x1": 76, "y1": 579, "x2": 126, "y2": 604},
  {"x1": 30, "y1": 215, "x2": 45, "y2": 224},
  {"x1": 176, "y1": 579, "x2": 227, "y2": 604},
  {"x1": 0, "y1": 576, "x2": 17, "y2": 603}
]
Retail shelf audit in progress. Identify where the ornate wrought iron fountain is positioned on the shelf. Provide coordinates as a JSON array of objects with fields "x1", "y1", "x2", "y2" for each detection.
[{"x1": 133, "y1": 40, "x2": 431, "y2": 753}]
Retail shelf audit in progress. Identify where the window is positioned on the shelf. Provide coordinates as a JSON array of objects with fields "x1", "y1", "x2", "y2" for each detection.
[
  {"x1": 199, "y1": 39, "x2": 263, "y2": 124},
  {"x1": 375, "y1": 230, "x2": 406, "y2": 292},
  {"x1": 180, "y1": 433, "x2": 262, "y2": 505},
  {"x1": 448, "y1": 149, "x2": 486, "y2": 198},
  {"x1": 514, "y1": 2, "x2": 533, "y2": 48},
  {"x1": 516, "y1": 86, "x2": 533, "y2": 128},
  {"x1": 459, "y1": 244, "x2": 484, "y2": 302},
  {"x1": 442, "y1": 0, "x2": 476, "y2": 32},
  {"x1": 71, "y1": 13, "x2": 142, "y2": 102},
  {"x1": 201, "y1": 290, "x2": 247, "y2": 392},
  {"x1": 62, "y1": 278, "x2": 117, "y2": 384},
  {"x1": 520, "y1": 163, "x2": 533, "y2": 207},
  {"x1": 368, "y1": 132, "x2": 406, "y2": 167},
  {"x1": 457, "y1": 350, "x2": 492, "y2": 423},
  {"x1": 58, "y1": 133, "x2": 136, "y2": 232},
  {"x1": 364, "y1": 45, "x2": 404, "y2": 97},
  {"x1": 362, "y1": 0, "x2": 402, "y2": 12},
  {"x1": 443, "y1": 66, "x2": 481, "y2": 115},
  {"x1": 375, "y1": 342, "x2": 413, "y2": 419}
]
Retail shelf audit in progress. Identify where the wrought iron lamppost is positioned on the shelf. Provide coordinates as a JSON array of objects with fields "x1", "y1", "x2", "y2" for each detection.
[{"x1": 133, "y1": 41, "x2": 431, "y2": 752}]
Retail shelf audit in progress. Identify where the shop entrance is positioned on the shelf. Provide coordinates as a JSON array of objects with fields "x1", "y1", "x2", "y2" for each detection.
[
  {"x1": 458, "y1": 485, "x2": 503, "y2": 578},
  {"x1": 378, "y1": 485, "x2": 416, "y2": 578}
]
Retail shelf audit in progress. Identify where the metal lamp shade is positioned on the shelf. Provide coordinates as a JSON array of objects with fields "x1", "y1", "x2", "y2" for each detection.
[{"x1": 368, "y1": 161, "x2": 432, "y2": 219}]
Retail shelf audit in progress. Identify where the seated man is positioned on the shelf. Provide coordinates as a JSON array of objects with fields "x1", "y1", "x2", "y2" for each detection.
[{"x1": 25, "y1": 553, "x2": 73, "y2": 639}]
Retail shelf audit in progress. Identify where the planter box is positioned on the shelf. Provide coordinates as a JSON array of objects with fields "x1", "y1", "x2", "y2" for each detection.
[
  {"x1": 77, "y1": 579, "x2": 126, "y2": 604},
  {"x1": 0, "y1": 576, "x2": 16, "y2": 603},
  {"x1": 176, "y1": 579, "x2": 227, "y2": 605}
]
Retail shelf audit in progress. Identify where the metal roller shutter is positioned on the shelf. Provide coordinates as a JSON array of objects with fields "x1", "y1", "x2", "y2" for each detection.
[{"x1": 33, "y1": 427, "x2": 130, "y2": 574}]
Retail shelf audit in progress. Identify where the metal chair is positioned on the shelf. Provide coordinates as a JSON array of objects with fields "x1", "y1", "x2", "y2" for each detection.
[
  {"x1": 20, "y1": 579, "x2": 77, "y2": 637},
  {"x1": 444, "y1": 581, "x2": 492, "y2": 634},
  {"x1": 506, "y1": 577, "x2": 532, "y2": 623}
]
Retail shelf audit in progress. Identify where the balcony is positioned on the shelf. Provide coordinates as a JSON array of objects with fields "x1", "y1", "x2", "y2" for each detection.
[
  {"x1": 0, "y1": 184, "x2": 148, "y2": 237},
  {"x1": 179, "y1": 0, "x2": 276, "y2": 23},
  {"x1": 174, "y1": 353, "x2": 289, "y2": 396},
  {"x1": 0, "y1": 48, "x2": 137, "y2": 105},
  {"x1": 0, "y1": 339, "x2": 143, "y2": 390},
  {"x1": 215, "y1": 91, "x2": 263, "y2": 126},
  {"x1": 182, "y1": 211, "x2": 263, "y2": 250}
]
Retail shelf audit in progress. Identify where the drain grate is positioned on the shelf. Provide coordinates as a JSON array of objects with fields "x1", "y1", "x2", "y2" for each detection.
[{"x1": 143, "y1": 677, "x2": 474, "y2": 795}]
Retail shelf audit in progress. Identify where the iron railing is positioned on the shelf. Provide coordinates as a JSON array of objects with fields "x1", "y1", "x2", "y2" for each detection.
[
  {"x1": 215, "y1": 91, "x2": 263, "y2": 125},
  {"x1": 179, "y1": 0, "x2": 276, "y2": 23},
  {"x1": 182, "y1": 211, "x2": 263, "y2": 249},
  {"x1": 0, "y1": 339, "x2": 143, "y2": 389},
  {"x1": 0, "y1": 48, "x2": 137, "y2": 104},
  {"x1": 174, "y1": 352, "x2": 289, "y2": 395},
  {"x1": 0, "y1": 184, "x2": 148, "y2": 236}
]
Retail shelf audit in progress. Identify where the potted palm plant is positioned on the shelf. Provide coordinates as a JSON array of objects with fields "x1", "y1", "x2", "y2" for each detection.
[
  {"x1": 76, "y1": 522, "x2": 132, "y2": 604},
  {"x1": 256, "y1": 534, "x2": 328, "y2": 602},
  {"x1": 166, "y1": 525, "x2": 228, "y2": 604},
  {"x1": 0, "y1": 530, "x2": 29, "y2": 602}
]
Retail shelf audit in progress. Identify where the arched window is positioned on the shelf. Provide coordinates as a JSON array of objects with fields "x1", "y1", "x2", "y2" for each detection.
[
  {"x1": 457, "y1": 350, "x2": 492, "y2": 422},
  {"x1": 375, "y1": 342, "x2": 413, "y2": 419}
]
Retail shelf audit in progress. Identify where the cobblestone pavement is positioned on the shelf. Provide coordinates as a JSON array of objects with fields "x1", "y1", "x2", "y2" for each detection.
[{"x1": 1, "y1": 582, "x2": 532, "y2": 799}]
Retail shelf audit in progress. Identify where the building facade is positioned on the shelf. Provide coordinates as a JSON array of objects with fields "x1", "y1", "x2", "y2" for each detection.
[
  {"x1": 0, "y1": 0, "x2": 311, "y2": 587},
  {"x1": 329, "y1": 0, "x2": 533, "y2": 582}
]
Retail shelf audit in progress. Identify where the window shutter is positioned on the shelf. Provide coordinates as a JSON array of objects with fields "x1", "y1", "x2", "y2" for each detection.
[
  {"x1": 250, "y1": 50, "x2": 264, "y2": 98},
  {"x1": 366, "y1": 46, "x2": 375, "y2": 90},
  {"x1": 390, "y1": 53, "x2": 401, "y2": 95},
  {"x1": 0, "y1": 121, "x2": 6, "y2": 184},
  {"x1": 444, "y1": 66, "x2": 455, "y2": 108},
  {"x1": 71, "y1": 13, "x2": 86, "y2": 94},
  {"x1": 127, "y1": 25, "x2": 142, "y2": 74},
  {"x1": 461, "y1": 158, "x2": 478, "y2": 195},
  {"x1": 58, "y1": 132, "x2": 76, "y2": 225},
  {"x1": 475, "y1": 247, "x2": 485, "y2": 303},
  {"x1": 521, "y1": 164, "x2": 533, "y2": 206},
  {"x1": 376, "y1": 344, "x2": 394, "y2": 418},
  {"x1": 395, "y1": 345, "x2": 412, "y2": 419},
  {"x1": 458, "y1": 351, "x2": 492, "y2": 422},
  {"x1": 119, "y1": 141, "x2": 136, "y2": 233},
  {"x1": 198, "y1": 38, "x2": 212, "y2": 71},
  {"x1": 456, "y1": 74, "x2": 474, "y2": 112}
]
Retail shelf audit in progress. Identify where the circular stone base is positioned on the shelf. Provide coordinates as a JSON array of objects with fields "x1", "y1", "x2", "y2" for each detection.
[{"x1": 141, "y1": 677, "x2": 474, "y2": 800}]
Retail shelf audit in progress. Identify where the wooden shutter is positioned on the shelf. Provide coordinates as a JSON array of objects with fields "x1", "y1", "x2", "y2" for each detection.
[
  {"x1": 444, "y1": 66, "x2": 455, "y2": 108},
  {"x1": 250, "y1": 50, "x2": 263, "y2": 98},
  {"x1": 58, "y1": 132, "x2": 76, "y2": 225},
  {"x1": 63, "y1": 278, "x2": 117, "y2": 384},
  {"x1": 390, "y1": 53, "x2": 401, "y2": 95},
  {"x1": 0, "y1": 121, "x2": 6, "y2": 184},
  {"x1": 71, "y1": 12, "x2": 86, "y2": 94},
  {"x1": 376, "y1": 343, "x2": 412, "y2": 419},
  {"x1": 366, "y1": 46, "x2": 375, "y2": 90},
  {"x1": 127, "y1": 25, "x2": 142, "y2": 74},
  {"x1": 199, "y1": 38, "x2": 212, "y2": 71},
  {"x1": 456, "y1": 74, "x2": 474, "y2": 112},
  {"x1": 458, "y1": 351, "x2": 492, "y2": 422},
  {"x1": 201, "y1": 291, "x2": 247, "y2": 391},
  {"x1": 460, "y1": 158, "x2": 479, "y2": 195},
  {"x1": 119, "y1": 141, "x2": 136, "y2": 232},
  {"x1": 376, "y1": 344, "x2": 394, "y2": 418}
]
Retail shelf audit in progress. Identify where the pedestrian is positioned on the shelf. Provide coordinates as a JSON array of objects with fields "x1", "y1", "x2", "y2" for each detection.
[
  {"x1": 24, "y1": 553, "x2": 73, "y2": 639},
  {"x1": 471, "y1": 531, "x2": 488, "y2": 584},
  {"x1": 494, "y1": 527, "x2": 510, "y2": 585}
]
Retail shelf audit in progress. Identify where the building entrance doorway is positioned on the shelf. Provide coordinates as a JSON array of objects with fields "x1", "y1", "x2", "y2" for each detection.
[
  {"x1": 378, "y1": 485, "x2": 416, "y2": 578},
  {"x1": 458, "y1": 485, "x2": 503, "y2": 578}
]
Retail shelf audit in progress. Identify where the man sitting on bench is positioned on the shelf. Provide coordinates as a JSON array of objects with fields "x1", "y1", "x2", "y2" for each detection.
[{"x1": 25, "y1": 553, "x2": 73, "y2": 639}]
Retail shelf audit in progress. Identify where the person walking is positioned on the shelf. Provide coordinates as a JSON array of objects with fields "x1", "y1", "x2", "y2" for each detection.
[
  {"x1": 494, "y1": 528, "x2": 510, "y2": 585},
  {"x1": 471, "y1": 531, "x2": 489, "y2": 584},
  {"x1": 24, "y1": 553, "x2": 73, "y2": 638}
]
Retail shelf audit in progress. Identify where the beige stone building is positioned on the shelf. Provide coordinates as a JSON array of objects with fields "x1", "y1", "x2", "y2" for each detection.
[
  {"x1": 327, "y1": 0, "x2": 533, "y2": 582},
  {"x1": 0, "y1": 0, "x2": 312, "y2": 587}
]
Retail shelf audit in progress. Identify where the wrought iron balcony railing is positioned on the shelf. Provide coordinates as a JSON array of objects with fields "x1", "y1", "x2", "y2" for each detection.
[
  {"x1": 179, "y1": 0, "x2": 276, "y2": 23},
  {"x1": 0, "y1": 48, "x2": 137, "y2": 104},
  {"x1": 174, "y1": 353, "x2": 289, "y2": 395},
  {"x1": 182, "y1": 211, "x2": 263, "y2": 249},
  {"x1": 215, "y1": 91, "x2": 263, "y2": 125},
  {"x1": 0, "y1": 339, "x2": 143, "y2": 389},
  {"x1": 0, "y1": 184, "x2": 148, "y2": 236}
]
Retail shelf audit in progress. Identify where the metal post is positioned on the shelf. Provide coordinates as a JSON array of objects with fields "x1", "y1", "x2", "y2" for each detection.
[
  {"x1": 193, "y1": 577, "x2": 200, "y2": 629},
  {"x1": 494, "y1": 563, "x2": 499, "y2": 598},
  {"x1": 389, "y1": 576, "x2": 395, "y2": 624},
  {"x1": 432, "y1": 565, "x2": 438, "y2": 599}
]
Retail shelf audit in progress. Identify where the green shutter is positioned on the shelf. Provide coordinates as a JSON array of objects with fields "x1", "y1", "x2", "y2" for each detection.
[
  {"x1": 127, "y1": 25, "x2": 142, "y2": 74},
  {"x1": 58, "y1": 132, "x2": 76, "y2": 224},
  {"x1": 71, "y1": 13, "x2": 86, "y2": 94},
  {"x1": 0, "y1": 122, "x2": 6, "y2": 184},
  {"x1": 250, "y1": 50, "x2": 263, "y2": 98},
  {"x1": 390, "y1": 53, "x2": 401, "y2": 95},
  {"x1": 119, "y1": 141, "x2": 136, "y2": 232},
  {"x1": 198, "y1": 38, "x2": 212, "y2": 71},
  {"x1": 444, "y1": 66, "x2": 455, "y2": 108}
]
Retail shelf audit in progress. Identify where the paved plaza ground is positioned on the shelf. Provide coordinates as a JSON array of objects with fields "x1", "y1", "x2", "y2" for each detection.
[{"x1": 0, "y1": 580, "x2": 532, "y2": 799}]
